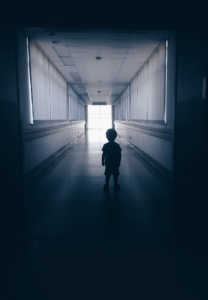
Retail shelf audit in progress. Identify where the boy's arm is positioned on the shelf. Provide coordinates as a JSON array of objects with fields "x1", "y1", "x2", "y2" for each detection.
[
  {"x1": 102, "y1": 152, "x2": 105, "y2": 166},
  {"x1": 118, "y1": 151, "x2": 121, "y2": 166}
]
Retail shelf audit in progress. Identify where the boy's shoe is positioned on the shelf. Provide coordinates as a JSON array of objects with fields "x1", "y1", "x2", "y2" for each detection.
[
  {"x1": 114, "y1": 183, "x2": 120, "y2": 190},
  {"x1": 103, "y1": 184, "x2": 109, "y2": 190}
]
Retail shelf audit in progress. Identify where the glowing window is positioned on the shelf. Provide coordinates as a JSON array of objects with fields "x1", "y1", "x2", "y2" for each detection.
[{"x1": 88, "y1": 105, "x2": 112, "y2": 129}]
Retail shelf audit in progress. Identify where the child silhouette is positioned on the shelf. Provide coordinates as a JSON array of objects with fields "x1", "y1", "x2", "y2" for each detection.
[{"x1": 102, "y1": 129, "x2": 122, "y2": 190}]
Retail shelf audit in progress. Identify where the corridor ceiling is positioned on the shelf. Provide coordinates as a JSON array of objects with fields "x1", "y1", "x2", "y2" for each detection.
[{"x1": 22, "y1": 28, "x2": 173, "y2": 104}]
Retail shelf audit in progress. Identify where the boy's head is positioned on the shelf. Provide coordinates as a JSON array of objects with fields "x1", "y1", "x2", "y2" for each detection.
[{"x1": 106, "y1": 129, "x2": 117, "y2": 142}]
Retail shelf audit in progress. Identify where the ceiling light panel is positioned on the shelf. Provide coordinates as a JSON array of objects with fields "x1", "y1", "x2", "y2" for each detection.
[
  {"x1": 78, "y1": 84, "x2": 86, "y2": 90},
  {"x1": 65, "y1": 39, "x2": 131, "y2": 48},
  {"x1": 52, "y1": 41, "x2": 61, "y2": 44},
  {"x1": 70, "y1": 72, "x2": 82, "y2": 81},
  {"x1": 69, "y1": 47, "x2": 129, "y2": 54},
  {"x1": 52, "y1": 45, "x2": 71, "y2": 56},
  {"x1": 59, "y1": 57, "x2": 75, "y2": 66},
  {"x1": 46, "y1": 33, "x2": 57, "y2": 36},
  {"x1": 61, "y1": 32, "x2": 134, "y2": 40},
  {"x1": 68, "y1": 66, "x2": 77, "y2": 72},
  {"x1": 71, "y1": 53, "x2": 126, "y2": 59},
  {"x1": 22, "y1": 28, "x2": 173, "y2": 103}
]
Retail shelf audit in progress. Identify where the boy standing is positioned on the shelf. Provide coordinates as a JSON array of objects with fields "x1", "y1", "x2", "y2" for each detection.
[{"x1": 102, "y1": 129, "x2": 122, "y2": 190}]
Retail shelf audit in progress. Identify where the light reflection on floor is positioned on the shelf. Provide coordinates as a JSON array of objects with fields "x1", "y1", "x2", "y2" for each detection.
[{"x1": 86, "y1": 129, "x2": 111, "y2": 142}]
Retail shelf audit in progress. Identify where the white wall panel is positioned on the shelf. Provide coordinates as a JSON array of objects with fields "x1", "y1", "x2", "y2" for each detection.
[
  {"x1": 147, "y1": 42, "x2": 166, "y2": 121},
  {"x1": 79, "y1": 99, "x2": 85, "y2": 120},
  {"x1": 137, "y1": 64, "x2": 148, "y2": 120},
  {"x1": 24, "y1": 123, "x2": 85, "y2": 174},
  {"x1": 115, "y1": 122, "x2": 172, "y2": 172},
  {"x1": 115, "y1": 86, "x2": 130, "y2": 121},
  {"x1": 115, "y1": 97, "x2": 120, "y2": 120},
  {"x1": 69, "y1": 87, "x2": 79, "y2": 120},
  {"x1": 120, "y1": 86, "x2": 129, "y2": 120},
  {"x1": 131, "y1": 76, "x2": 137, "y2": 120},
  {"x1": 128, "y1": 41, "x2": 166, "y2": 122},
  {"x1": 30, "y1": 40, "x2": 67, "y2": 121}
]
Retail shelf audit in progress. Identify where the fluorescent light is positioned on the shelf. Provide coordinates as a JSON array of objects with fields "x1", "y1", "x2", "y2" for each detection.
[
  {"x1": 46, "y1": 33, "x2": 57, "y2": 36},
  {"x1": 52, "y1": 41, "x2": 61, "y2": 44}
]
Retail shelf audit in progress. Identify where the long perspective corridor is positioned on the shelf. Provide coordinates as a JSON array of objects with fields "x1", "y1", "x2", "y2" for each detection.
[
  {"x1": 1, "y1": 26, "x2": 207, "y2": 300},
  {"x1": 25, "y1": 130, "x2": 173, "y2": 239},
  {"x1": 23, "y1": 129, "x2": 177, "y2": 300}
]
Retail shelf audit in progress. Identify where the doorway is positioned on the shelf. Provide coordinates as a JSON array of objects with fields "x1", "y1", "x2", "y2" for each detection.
[{"x1": 88, "y1": 105, "x2": 112, "y2": 130}]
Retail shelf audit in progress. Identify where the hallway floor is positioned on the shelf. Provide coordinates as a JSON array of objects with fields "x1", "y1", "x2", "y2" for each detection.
[
  {"x1": 25, "y1": 130, "x2": 173, "y2": 239},
  {"x1": 19, "y1": 131, "x2": 205, "y2": 299}
]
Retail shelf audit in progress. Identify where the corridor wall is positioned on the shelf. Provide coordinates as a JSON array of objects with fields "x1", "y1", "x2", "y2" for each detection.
[
  {"x1": 0, "y1": 29, "x2": 24, "y2": 254},
  {"x1": 69, "y1": 86, "x2": 79, "y2": 121},
  {"x1": 69, "y1": 86, "x2": 85, "y2": 121},
  {"x1": 16, "y1": 30, "x2": 85, "y2": 181},
  {"x1": 115, "y1": 36, "x2": 176, "y2": 179},
  {"x1": 131, "y1": 42, "x2": 166, "y2": 122},
  {"x1": 79, "y1": 100, "x2": 85, "y2": 120},
  {"x1": 174, "y1": 31, "x2": 208, "y2": 244},
  {"x1": 115, "y1": 97, "x2": 120, "y2": 120},
  {"x1": 115, "y1": 86, "x2": 130, "y2": 121},
  {"x1": 29, "y1": 40, "x2": 68, "y2": 121}
]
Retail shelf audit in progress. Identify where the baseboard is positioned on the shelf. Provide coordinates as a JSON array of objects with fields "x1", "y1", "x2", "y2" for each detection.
[
  {"x1": 25, "y1": 132, "x2": 84, "y2": 182},
  {"x1": 118, "y1": 133, "x2": 172, "y2": 180}
]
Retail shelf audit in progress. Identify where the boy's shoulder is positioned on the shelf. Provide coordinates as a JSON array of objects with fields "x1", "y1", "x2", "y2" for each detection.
[
  {"x1": 113, "y1": 141, "x2": 120, "y2": 147},
  {"x1": 104, "y1": 141, "x2": 119, "y2": 146},
  {"x1": 102, "y1": 142, "x2": 110, "y2": 149},
  {"x1": 102, "y1": 141, "x2": 121, "y2": 150},
  {"x1": 114, "y1": 142, "x2": 122, "y2": 150}
]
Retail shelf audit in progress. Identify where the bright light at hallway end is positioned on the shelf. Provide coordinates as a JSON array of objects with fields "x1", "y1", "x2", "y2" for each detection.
[{"x1": 88, "y1": 105, "x2": 112, "y2": 130}]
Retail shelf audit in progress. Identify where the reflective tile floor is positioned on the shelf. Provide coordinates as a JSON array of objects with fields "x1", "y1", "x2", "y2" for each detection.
[
  {"x1": 18, "y1": 130, "x2": 207, "y2": 300},
  {"x1": 25, "y1": 130, "x2": 173, "y2": 239}
]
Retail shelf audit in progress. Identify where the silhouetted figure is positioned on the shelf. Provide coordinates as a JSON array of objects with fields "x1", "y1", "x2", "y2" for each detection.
[{"x1": 102, "y1": 129, "x2": 122, "y2": 190}]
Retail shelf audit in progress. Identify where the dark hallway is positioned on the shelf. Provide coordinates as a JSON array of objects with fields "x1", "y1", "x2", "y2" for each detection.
[
  {"x1": 25, "y1": 130, "x2": 173, "y2": 239},
  {"x1": 23, "y1": 130, "x2": 178, "y2": 300},
  {"x1": 22, "y1": 131, "x2": 207, "y2": 300},
  {"x1": 1, "y1": 18, "x2": 208, "y2": 299}
]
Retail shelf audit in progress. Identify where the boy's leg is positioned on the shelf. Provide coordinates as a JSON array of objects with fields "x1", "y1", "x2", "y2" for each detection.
[
  {"x1": 113, "y1": 174, "x2": 118, "y2": 184},
  {"x1": 113, "y1": 169, "x2": 120, "y2": 190},
  {"x1": 103, "y1": 165, "x2": 111, "y2": 190},
  {"x1": 103, "y1": 174, "x2": 110, "y2": 190},
  {"x1": 106, "y1": 174, "x2": 111, "y2": 185}
]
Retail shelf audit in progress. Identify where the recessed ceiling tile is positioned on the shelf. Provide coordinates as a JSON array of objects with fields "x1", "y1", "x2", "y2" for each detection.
[
  {"x1": 25, "y1": 29, "x2": 173, "y2": 101},
  {"x1": 52, "y1": 45, "x2": 71, "y2": 56},
  {"x1": 59, "y1": 57, "x2": 75, "y2": 66}
]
